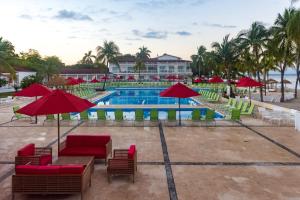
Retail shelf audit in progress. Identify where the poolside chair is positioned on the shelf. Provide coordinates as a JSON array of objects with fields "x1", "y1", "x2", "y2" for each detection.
[
  {"x1": 241, "y1": 101, "x2": 249, "y2": 113},
  {"x1": 150, "y1": 109, "x2": 159, "y2": 122},
  {"x1": 114, "y1": 109, "x2": 124, "y2": 121},
  {"x1": 80, "y1": 111, "x2": 89, "y2": 120},
  {"x1": 135, "y1": 109, "x2": 144, "y2": 122},
  {"x1": 201, "y1": 109, "x2": 216, "y2": 126},
  {"x1": 11, "y1": 106, "x2": 32, "y2": 122},
  {"x1": 228, "y1": 109, "x2": 241, "y2": 122},
  {"x1": 241, "y1": 103, "x2": 255, "y2": 116},
  {"x1": 192, "y1": 109, "x2": 201, "y2": 121},
  {"x1": 43, "y1": 114, "x2": 55, "y2": 125},
  {"x1": 235, "y1": 100, "x2": 243, "y2": 111},
  {"x1": 97, "y1": 110, "x2": 106, "y2": 120},
  {"x1": 167, "y1": 110, "x2": 176, "y2": 122},
  {"x1": 61, "y1": 113, "x2": 71, "y2": 121}
]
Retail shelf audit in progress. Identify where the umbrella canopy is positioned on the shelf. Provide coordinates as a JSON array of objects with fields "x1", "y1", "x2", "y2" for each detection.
[
  {"x1": 77, "y1": 78, "x2": 86, "y2": 83},
  {"x1": 101, "y1": 76, "x2": 110, "y2": 81},
  {"x1": 66, "y1": 77, "x2": 79, "y2": 85},
  {"x1": 281, "y1": 79, "x2": 292, "y2": 84},
  {"x1": 160, "y1": 82, "x2": 199, "y2": 125},
  {"x1": 166, "y1": 75, "x2": 177, "y2": 81},
  {"x1": 194, "y1": 78, "x2": 202, "y2": 83},
  {"x1": 209, "y1": 76, "x2": 224, "y2": 83},
  {"x1": 15, "y1": 83, "x2": 51, "y2": 97},
  {"x1": 266, "y1": 78, "x2": 278, "y2": 84},
  {"x1": 236, "y1": 77, "x2": 263, "y2": 103},
  {"x1": 127, "y1": 75, "x2": 135, "y2": 81},
  {"x1": 90, "y1": 78, "x2": 100, "y2": 83},
  {"x1": 17, "y1": 89, "x2": 95, "y2": 152},
  {"x1": 151, "y1": 76, "x2": 160, "y2": 81}
]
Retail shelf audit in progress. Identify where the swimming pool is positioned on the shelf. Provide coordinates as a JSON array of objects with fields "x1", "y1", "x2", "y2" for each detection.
[{"x1": 94, "y1": 88, "x2": 200, "y2": 105}]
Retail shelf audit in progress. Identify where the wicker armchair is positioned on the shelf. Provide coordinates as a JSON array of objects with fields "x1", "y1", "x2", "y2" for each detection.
[
  {"x1": 107, "y1": 145, "x2": 137, "y2": 183},
  {"x1": 15, "y1": 144, "x2": 52, "y2": 166}
]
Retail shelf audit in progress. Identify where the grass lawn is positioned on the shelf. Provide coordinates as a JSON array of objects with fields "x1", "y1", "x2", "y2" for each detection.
[{"x1": 0, "y1": 92, "x2": 14, "y2": 98}]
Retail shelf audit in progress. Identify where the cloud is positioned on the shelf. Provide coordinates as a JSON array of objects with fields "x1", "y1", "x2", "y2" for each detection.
[
  {"x1": 133, "y1": 29, "x2": 168, "y2": 39},
  {"x1": 203, "y1": 22, "x2": 237, "y2": 29},
  {"x1": 176, "y1": 31, "x2": 192, "y2": 36},
  {"x1": 19, "y1": 14, "x2": 32, "y2": 20},
  {"x1": 136, "y1": 0, "x2": 184, "y2": 8},
  {"x1": 54, "y1": 10, "x2": 93, "y2": 21}
]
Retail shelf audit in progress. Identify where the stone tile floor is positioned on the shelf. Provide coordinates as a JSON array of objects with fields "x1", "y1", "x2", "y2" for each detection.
[{"x1": 0, "y1": 103, "x2": 299, "y2": 199}]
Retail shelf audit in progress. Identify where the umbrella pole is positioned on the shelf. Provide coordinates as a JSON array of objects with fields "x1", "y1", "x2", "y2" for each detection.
[
  {"x1": 57, "y1": 114, "x2": 60, "y2": 153},
  {"x1": 249, "y1": 87, "x2": 251, "y2": 104},
  {"x1": 35, "y1": 96, "x2": 38, "y2": 124},
  {"x1": 178, "y1": 98, "x2": 181, "y2": 126}
]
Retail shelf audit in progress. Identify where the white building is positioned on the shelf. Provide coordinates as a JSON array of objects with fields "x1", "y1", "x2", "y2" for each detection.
[
  {"x1": 1, "y1": 66, "x2": 36, "y2": 87},
  {"x1": 109, "y1": 53, "x2": 192, "y2": 80}
]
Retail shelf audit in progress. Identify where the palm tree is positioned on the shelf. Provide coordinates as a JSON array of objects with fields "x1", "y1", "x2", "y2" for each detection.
[
  {"x1": 81, "y1": 51, "x2": 96, "y2": 64},
  {"x1": 272, "y1": 8, "x2": 295, "y2": 102},
  {"x1": 135, "y1": 46, "x2": 151, "y2": 82},
  {"x1": 288, "y1": 9, "x2": 300, "y2": 97},
  {"x1": 96, "y1": 41, "x2": 120, "y2": 90},
  {"x1": 0, "y1": 37, "x2": 16, "y2": 79},
  {"x1": 237, "y1": 22, "x2": 269, "y2": 102},
  {"x1": 191, "y1": 46, "x2": 206, "y2": 77}
]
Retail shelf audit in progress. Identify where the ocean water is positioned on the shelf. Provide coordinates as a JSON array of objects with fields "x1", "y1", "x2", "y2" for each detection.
[{"x1": 268, "y1": 74, "x2": 298, "y2": 89}]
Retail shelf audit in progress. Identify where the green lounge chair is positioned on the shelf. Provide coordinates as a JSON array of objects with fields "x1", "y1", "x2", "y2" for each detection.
[
  {"x1": 11, "y1": 106, "x2": 32, "y2": 121},
  {"x1": 135, "y1": 109, "x2": 144, "y2": 122},
  {"x1": 241, "y1": 103, "x2": 255, "y2": 116},
  {"x1": 80, "y1": 111, "x2": 89, "y2": 120},
  {"x1": 115, "y1": 109, "x2": 123, "y2": 121},
  {"x1": 201, "y1": 109, "x2": 215, "y2": 126},
  {"x1": 241, "y1": 101, "x2": 249, "y2": 113},
  {"x1": 235, "y1": 101, "x2": 243, "y2": 110},
  {"x1": 192, "y1": 109, "x2": 201, "y2": 121},
  {"x1": 61, "y1": 113, "x2": 71, "y2": 121},
  {"x1": 167, "y1": 110, "x2": 176, "y2": 122},
  {"x1": 150, "y1": 109, "x2": 159, "y2": 122},
  {"x1": 43, "y1": 114, "x2": 55, "y2": 125},
  {"x1": 97, "y1": 110, "x2": 106, "y2": 120},
  {"x1": 229, "y1": 109, "x2": 241, "y2": 122}
]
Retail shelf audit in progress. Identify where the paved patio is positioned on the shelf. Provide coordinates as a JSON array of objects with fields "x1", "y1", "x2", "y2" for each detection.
[{"x1": 0, "y1": 103, "x2": 300, "y2": 199}]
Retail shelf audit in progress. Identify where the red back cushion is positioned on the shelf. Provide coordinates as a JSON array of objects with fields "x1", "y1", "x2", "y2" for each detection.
[
  {"x1": 59, "y1": 165, "x2": 85, "y2": 174},
  {"x1": 17, "y1": 144, "x2": 35, "y2": 156},
  {"x1": 66, "y1": 135, "x2": 111, "y2": 147},
  {"x1": 128, "y1": 145, "x2": 136, "y2": 159},
  {"x1": 15, "y1": 165, "x2": 60, "y2": 175}
]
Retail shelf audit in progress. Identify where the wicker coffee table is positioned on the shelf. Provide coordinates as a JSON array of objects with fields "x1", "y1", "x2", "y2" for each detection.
[{"x1": 55, "y1": 156, "x2": 95, "y2": 173}]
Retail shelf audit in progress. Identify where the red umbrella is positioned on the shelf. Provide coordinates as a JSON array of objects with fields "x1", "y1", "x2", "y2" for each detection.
[
  {"x1": 17, "y1": 89, "x2": 95, "y2": 152},
  {"x1": 151, "y1": 76, "x2": 160, "y2": 81},
  {"x1": 77, "y1": 78, "x2": 86, "y2": 83},
  {"x1": 66, "y1": 77, "x2": 79, "y2": 85},
  {"x1": 209, "y1": 76, "x2": 224, "y2": 83},
  {"x1": 101, "y1": 76, "x2": 110, "y2": 81},
  {"x1": 90, "y1": 78, "x2": 100, "y2": 83},
  {"x1": 237, "y1": 77, "x2": 263, "y2": 102},
  {"x1": 166, "y1": 75, "x2": 177, "y2": 81},
  {"x1": 160, "y1": 82, "x2": 199, "y2": 125},
  {"x1": 15, "y1": 83, "x2": 52, "y2": 123},
  {"x1": 194, "y1": 78, "x2": 202, "y2": 83},
  {"x1": 127, "y1": 75, "x2": 135, "y2": 81}
]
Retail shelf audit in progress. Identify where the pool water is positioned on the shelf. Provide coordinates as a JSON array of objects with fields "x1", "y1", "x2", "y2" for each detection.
[
  {"x1": 75, "y1": 108, "x2": 223, "y2": 120},
  {"x1": 94, "y1": 88, "x2": 200, "y2": 105}
]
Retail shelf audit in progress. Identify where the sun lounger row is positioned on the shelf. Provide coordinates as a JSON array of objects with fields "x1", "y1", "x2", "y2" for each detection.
[
  {"x1": 0, "y1": 96, "x2": 14, "y2": 104},
  {"x1": 72, "y1": 88, "x2": 97, "y2": 99},
  {"x1": 217, "y1": 98, "x2": 255, "y2": 116},
  {"x1": 199, "y1": 90, "x2": 220, "y2": 102}
]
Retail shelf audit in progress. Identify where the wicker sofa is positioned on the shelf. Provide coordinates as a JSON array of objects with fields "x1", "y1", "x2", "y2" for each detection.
[
  {"x1": 59, "y1": 135, "x2": 112, "y2": 164},
  {"x1": 12, "y1": 164, "x2": 92, "y2": 200},
  {"x1": 15, "y1": 144, "x2": 52, "y2": 166}
]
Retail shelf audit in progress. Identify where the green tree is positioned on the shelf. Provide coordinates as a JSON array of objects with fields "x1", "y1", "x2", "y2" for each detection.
[
  {"x1": 191, "y1": 46, "x2": 207, "y2": 76},
  {"x1": 96, "y1": 41, "x2": 120, "y2": 90},
  {"x1": 80, "y1": 50, "x2": 96, "y2": 64},
  {"x1": 287, "y1": 9, "x2": 300, "y2": 97},
  {"x1": 20, "y1": 75, "x2": 42, "y2": 89},
  {"x1": 135, "y1": 46, "x2": 151, "y2": 82},
  {"x1": 0, "y1": 37, "x2": 16, "y2": 79},
  {"x1": 272, "y1": 8, "x2": 295, "y2": 102},
  {"x1": 0, "y1": 78, "x2": 8, "y2": 87},
  {"x1": 42, "y1": 56, "x2": 64, "y2": 81},
  {"x1": 237, "y1": 22, "x2": 269, "y2": 102}
]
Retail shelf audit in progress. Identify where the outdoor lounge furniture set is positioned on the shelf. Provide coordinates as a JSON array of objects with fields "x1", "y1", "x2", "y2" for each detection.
[{"x1": 12, "y1": 135, "x2": 137, "y2": 200}]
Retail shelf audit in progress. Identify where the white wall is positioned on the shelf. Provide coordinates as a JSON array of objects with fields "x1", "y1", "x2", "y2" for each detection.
[{"x1": 17, "y1": 71, "x2": 36, "y2": 85}]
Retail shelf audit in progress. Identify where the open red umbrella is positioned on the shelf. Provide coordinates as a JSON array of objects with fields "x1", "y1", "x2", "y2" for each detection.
[
  {"x1": 90, "y1": 78, "x2": 100, "y2": 83},
  {"x1": 77, "y1": 78, "x2": 86, "y2": 83},
  {"x1": 15, "y1": 83, "x2": 52, "y2": 123},
  {"x1": 151, "y1": 76, "x2": 160, "y2": 81},
  {"x1": 237, "y1": 77, "x2": 263, "y2": 102},
  {"x1": 66, "y1": 77, "x2": 79, "y2": 85},
  {"x1": 127, "y1": 75, "x2": 135, "y2": 81},
  {"x1": 209, "y1": 76, "x2": 224, "y2": 83},
  {"x1": 194, "y1": 77, "x2": 202, "y2": 83},
  {"x1": 160, "y1": 82, "x2": 199, "y2": 126},
  {"x1": 101, "y1": 76, "x2": 110, "y2": 81},
  {"x1": 166, "y1": 75, "x2": 176, "y2": 81},
  {"x1": 17, "y1": 89, "x2": 95, "y2": 152}
]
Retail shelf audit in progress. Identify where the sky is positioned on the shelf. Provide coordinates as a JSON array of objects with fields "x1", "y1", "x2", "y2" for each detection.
[{"x1": 0, "y1": 0, "x2": 299, "y2": 65}]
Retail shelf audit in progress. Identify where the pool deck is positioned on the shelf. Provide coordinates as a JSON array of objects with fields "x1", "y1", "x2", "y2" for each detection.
[{"x1": 0, "y1": 99, "x2": 300, "y2": 199}]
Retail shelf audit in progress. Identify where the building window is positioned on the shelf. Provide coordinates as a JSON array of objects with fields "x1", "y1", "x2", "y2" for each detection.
[
  {"x1": 127, "y1": 67, "x2": 134, "y2": 72},
  {"x1": 169, "y1": 66, "x2": 174, "y2": 73},
  {"x1": 112, "y1": 67, "x2": 119, "y2": 72},
  {"x1": 159, "y1": 66, "x2": 167, "y2": 72},
  {"x1": 178, "y1": 66, "x2": 185, "y2": 72}
]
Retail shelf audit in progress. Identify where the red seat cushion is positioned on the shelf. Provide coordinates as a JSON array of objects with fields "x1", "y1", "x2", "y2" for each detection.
[
  {"x1": 18, "y1": 144, "x2": 35, "y2": 156},
  {"x1": 60, "y1": 147, "x2": 107, "y2": 158},
  {"x1": 66, "y1": 135, "x2": 111, "y2": 148},
  {"x1": 59, "y1": 165, "x2": 85, "y2": 174},
  {"x1": 128, "y1": 145, "x2": 136, "y2": 159},
  {"x1": 16, "y1": 165, "x2": 60, "y2": 175},
  {"x1": 39, "y1": 155, "x2": 52, "y2": 165}
]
